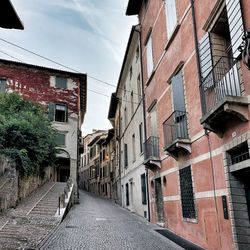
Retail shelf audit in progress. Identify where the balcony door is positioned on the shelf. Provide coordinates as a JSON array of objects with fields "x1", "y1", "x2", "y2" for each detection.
[{"x1": 172, "y1": 71, "x2": 187, "y2": 138}]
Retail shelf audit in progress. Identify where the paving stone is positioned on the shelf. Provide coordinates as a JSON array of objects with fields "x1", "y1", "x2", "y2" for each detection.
[{"x1": 40, "y1": 191, "x2": 183, "y2": 250}]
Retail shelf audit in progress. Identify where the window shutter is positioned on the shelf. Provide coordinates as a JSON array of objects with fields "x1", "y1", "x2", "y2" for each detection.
[
  {"x1": 198, "y1": 33, "x2": 213, "y2": 80},
  {"x1": 48, "y1": 103, "x2": 55, "y2": 121},
  {"x1": 172, "y1": 71, "x2": 185, "y2": 113},
  {"x1": 65, "y1": 104, "x2": 68, "y2": 122},
  {"x1": 0, "y1": 79, "x2": 6, "y2": 92},
  {"x1": 226, "y1": 0, "x2": 244, "y2": 59}
]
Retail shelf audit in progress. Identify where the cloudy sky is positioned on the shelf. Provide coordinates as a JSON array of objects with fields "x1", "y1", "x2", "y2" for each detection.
[{"x1": 1, "y1": 0, "x2": 137, "y2": 135}]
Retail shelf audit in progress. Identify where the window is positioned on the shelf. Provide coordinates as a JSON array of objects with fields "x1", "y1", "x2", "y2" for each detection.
[
  {"x1": 103, "y1": 149, "x2": 106, "y2": 161},
  {"x1": 55, "y1": 133, "x2": 66, "y2": 146},
  {"x1": 48, "y1": 103, "x2": 68, "y2": 122},
  {"x1": 136, "y1": 46, "x2": 140, "y2": 62},
  {"x1": 55, "y1": 104, "x2": 67, "y2": 122},
  {"x1": 129, "y1": 66, "x2": 133, "y2": 80},
  {"x1": 90, "y1": 146, "x2": 96, "y2": 159},
  {"x1": 228, "y1": 142, "x2": 250, "y2": 165},
  {"x1": 137, "y1": 74, "x2": 142, "y2": 101},
  {"x1": 146, "y1": 35, "x2": 153, "y2": 77},
  {"x1": 132, "y1": 134, "x2": 136, "y2": 162},
  {"x1": 55, "y1": 76, "x2": 67, "y2": 89},
  {"x1": 139, "y1": 123, "x2": 143, "y2": 153},
  {"x1": 131, "y1": 91, "x2": 134, "y2": 115},
  {"x1": 141, "y1": 173, "x2": 147, "y2": 205},
  {"x1": 179, "y1": 166, "x2": 196, "y2": 219},
  {"x1": 0, "y1": 79, "x2": 7, "y2": 92},
  {"x1": 124, "y1": 108, "x2": 127, "y2": 128},
  {"x1": 165, "y1": 0, "x2": 177, "y2": 38},
  {"x1": 124, "y1": 143, "x2": 128, "y2": 168},
  {"x1": 126, "y1": 183, "x2": 129, "y2": 206}
]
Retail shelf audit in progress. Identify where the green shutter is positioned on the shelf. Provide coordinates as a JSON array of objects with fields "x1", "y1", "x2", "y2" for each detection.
[
  {"x1": 48, "y1": 103, "x2": 55, "y2": 121},
  {"x1": 55, "y1": 77, "x2": 67, "y2": 89}
]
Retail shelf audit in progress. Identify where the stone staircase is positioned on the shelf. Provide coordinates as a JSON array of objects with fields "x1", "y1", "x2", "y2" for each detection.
[
  {"x1": 0, "y1": 181, "x2": 67, "y2": 249},
  {"x1": 28, "y1": 182, "x2": 65, "y2": 217}
]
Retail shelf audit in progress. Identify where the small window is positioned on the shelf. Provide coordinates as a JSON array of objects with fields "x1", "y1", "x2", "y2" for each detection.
[
  {"x1": 129, "y1": 66, "x2": 133, "y2": 80},
  {"x1": 126, "y1": 183, "x2": 129, "y2": 206},
  {"x1": 132, "y1": 134, "x2": 136, "y2": 162},
  {"x1": 146, "y1": 35, "x2": 154, "y2": 77},
  {"x1": 165, "y1": 0, "x2": 177, "y2": 38},
  {"x1": 55, "y1": 76, "x2": 67, "y2": 89},
  {"x1": 141, "y1": 173, "x2": 147, "y2": 205},
  {"x1": 139, "y1": 123, "x2": 143, "y2": 153},
  {"x1": 56, "y1": 133, "x2": 66, "y2": 146},
  {"x1": 131, "y1": 91, "x2": 134, "y2": 115},
  {"x1": 0, "y1": 79, "x2": 7, "y2": 92},
  {"x1": 124, "y1": 143, "x2": 128, "y2": 168},
  {"x1": 228, "y1": 142, "x2": 250, "y2": 165},
  {"x1": 179, "y1": 166, "x2": 196, "y2": 219},
  {"x1": 55, "y1": 104, "x2": 67, "y2": 122},
  {"x1": 137, "y1": 74, "x2": 142, "y2": 101},
  {"x1": 136, "y1": 46, "x2": 140, "y2": 62}
]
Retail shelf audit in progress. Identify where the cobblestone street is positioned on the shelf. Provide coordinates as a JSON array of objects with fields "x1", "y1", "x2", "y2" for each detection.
[{"x1": 39, "y1": 191, "x2": 183, "y2": 250}]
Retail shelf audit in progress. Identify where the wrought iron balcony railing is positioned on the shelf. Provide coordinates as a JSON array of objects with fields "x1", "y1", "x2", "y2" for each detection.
[
  {"x1": 201, "y1": 57, "x2": 242, "y2": 114},
  {"x1": 163, "y1": 110, "x2": 189, "y2": 149},
  {"x1": 144, "y1": 136, "x2": 160, "y2": 161}
]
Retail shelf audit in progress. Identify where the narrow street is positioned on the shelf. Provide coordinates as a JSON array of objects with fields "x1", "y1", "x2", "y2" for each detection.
[{"x1": 39, "y1": 191, "x2": 183, "y2": 250}]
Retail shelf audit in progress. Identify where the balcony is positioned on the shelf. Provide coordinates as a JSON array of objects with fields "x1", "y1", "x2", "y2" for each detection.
[
  {"x1": 144, "y1": 136, "x2": 161, "y2": 168},
  {"x1": 200, "y1": 57, "x2": 248, "y2": 136},
  {"x1": 163, "y1": 111, "x2": 191, "y2": 158}
]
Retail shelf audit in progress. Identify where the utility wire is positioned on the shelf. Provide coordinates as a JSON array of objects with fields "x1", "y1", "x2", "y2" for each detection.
[
  {"x1": 0, "y1": 47, "x2": 141, "y2": 105},
  {"x1": 0, "y1": 38, "x2": 143, "y2": 97}
]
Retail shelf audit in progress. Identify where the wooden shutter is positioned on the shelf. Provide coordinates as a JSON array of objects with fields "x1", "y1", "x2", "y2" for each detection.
[
  {"x1": 198, "y1": 33, "x2": 213, "y2": 80},
  {"x1": 226, "y1": 0, "x2": 244, "y2": 59},
  {"x1": 48, "y1": 103, "x2": 55, "y2": 121},
  {"x1": 172, "y1": 71, "x2": 185, "y2": 112}
]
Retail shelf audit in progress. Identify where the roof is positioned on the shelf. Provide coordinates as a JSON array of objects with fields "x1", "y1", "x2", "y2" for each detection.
[
  {"x1": 87, "y1": 135, "x2": 101, "y2": 147},
  {"x1": 0, "y1": 58, "x2": 86, "y2": 79},
  {"x1": 126, "y1": 0, "x2": 143, "y2": 16},
  {"x1": 0, "y1": 0, "x2": 24, "y2": 29}
]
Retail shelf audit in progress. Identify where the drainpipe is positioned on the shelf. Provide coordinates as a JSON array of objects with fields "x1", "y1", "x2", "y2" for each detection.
[
  {"x1": 190, "y1": 1, "x2": 222, "y2": 247},
  {"x1": 134, "y1": 26, "x2": 151, "y2": 222}
]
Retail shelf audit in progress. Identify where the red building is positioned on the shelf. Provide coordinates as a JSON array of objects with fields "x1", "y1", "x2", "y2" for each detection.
[
  {"x1": 126, "y1": 0, "x2": 250, "y2": 249},
  {"x1": 0, "y1": 59, "x2": 87, "y2": 191}
]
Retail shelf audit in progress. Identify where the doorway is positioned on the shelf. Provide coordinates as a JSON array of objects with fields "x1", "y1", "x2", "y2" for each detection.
[{"x1": 155, "y1": 178, "x2": 164, "y2": 224}]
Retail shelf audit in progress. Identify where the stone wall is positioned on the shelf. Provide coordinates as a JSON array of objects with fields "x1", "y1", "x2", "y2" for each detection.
[{"x1": 0, "y1": 156, "x2": 52, "y2": 212}]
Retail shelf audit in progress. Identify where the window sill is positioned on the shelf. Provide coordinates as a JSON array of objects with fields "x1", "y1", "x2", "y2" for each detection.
[
  {"x1": 165, "y1": 24, "x2": 180, "y2": 52},
  {"x1": 183, "y1": 217, "x2": 198, "y2": 224},
  {"x1": 53, "y1": 121, "x2": 68, "y2": 124}
]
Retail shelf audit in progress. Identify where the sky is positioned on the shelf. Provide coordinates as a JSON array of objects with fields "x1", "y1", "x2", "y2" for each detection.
[{"x1": 1, "y1": 0, "x2": 137, "y2": 135}]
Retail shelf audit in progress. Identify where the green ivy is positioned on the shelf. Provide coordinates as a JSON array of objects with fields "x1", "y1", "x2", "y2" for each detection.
[{"x1": 0, "y1": 93, "x2": 57, "y2": 176}]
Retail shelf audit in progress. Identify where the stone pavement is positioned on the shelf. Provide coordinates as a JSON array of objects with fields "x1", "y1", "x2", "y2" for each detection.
[
  {"x1": 0, "y1": 181, "x2": 65, "y2": 250},
  {"x1": 39, "y1": 191, "x2": 183, "y2": 250}
]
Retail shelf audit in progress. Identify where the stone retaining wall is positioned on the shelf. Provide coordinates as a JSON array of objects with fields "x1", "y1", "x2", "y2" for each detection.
[{"x1": 0, "y1": 156, "x2": 52, "y2": 212}]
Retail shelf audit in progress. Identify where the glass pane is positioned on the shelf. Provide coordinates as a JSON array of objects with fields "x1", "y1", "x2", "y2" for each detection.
[
  {"x1": 146, "y1": 36, "x2": 153, "y2": 76},
  {"x1": 166, "y1": 0, "x2": 177, "y2": 37},
  {"x1": 55, "y1": 77, "x2": 67, "y2": 89}
]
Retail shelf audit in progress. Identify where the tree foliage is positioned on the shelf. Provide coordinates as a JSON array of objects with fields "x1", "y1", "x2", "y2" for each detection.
[{"x1": 0, "y1": 93, "x2": 57, "y2": 176}]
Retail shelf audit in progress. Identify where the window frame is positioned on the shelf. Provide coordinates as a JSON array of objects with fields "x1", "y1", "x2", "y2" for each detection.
[{"x1": 165, "y1": 0, "x2": 177, "y2": 38}]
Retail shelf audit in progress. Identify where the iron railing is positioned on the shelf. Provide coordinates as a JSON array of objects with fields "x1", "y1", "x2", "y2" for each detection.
[
  {"x1": 144, "y1": 136, "x2": 160, "y2": 161},
  {"x1": 201, "y1": 57, "x2": 242, "y2": 114},
  {"x1": 163, "y1": 110, "x2": 189, "y2": 148}
]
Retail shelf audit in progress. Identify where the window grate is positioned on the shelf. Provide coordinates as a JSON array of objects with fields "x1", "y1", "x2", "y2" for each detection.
[
  {"x1": 228, "y1": 142, "x2": 250, "y2": 165},
  {"x1": 179, "y1": 166, "x2": 196, "y2": 219}
]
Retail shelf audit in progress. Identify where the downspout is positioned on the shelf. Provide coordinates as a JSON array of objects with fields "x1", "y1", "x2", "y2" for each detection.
[
  {"x1": 134, "y1": 26, "x2": 151, "y2": 222},
  {"x1": 190, "y1": 0, "x2": 222, "y2": 247}
]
